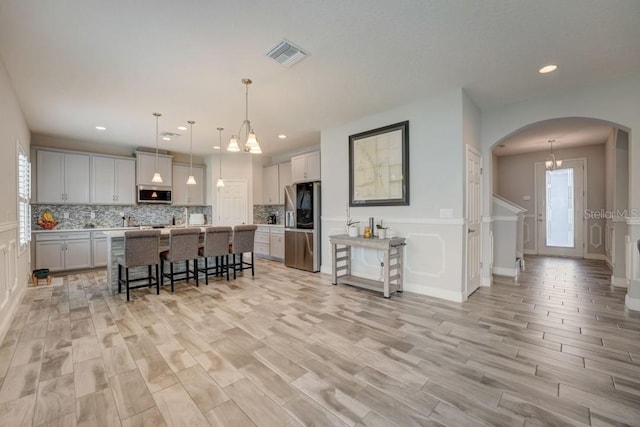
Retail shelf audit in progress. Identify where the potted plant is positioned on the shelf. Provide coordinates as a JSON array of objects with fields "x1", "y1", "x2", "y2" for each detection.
[
  {"x1": 346, "y1": 205, "x2": 359, "y2": 237},
  {"x1": 376, "y1": 220, "x2": 388, "y2": 239}
]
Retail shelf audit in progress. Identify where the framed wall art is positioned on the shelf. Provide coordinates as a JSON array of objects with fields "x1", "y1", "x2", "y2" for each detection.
[{"x1": 349, "y1": 121, "x2": 409, "y2": 206}]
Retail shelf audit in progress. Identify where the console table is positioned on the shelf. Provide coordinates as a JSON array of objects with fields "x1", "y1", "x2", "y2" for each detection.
[{"x1": 329, "y1": 234, "x2": 406, "y2": 298}]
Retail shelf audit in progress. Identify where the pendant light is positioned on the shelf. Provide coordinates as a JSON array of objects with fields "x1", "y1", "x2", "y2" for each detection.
[
  {"x1": 545, "y1": 139, "x2": 562, "y2": 170},
  {"x1": 151, "y1": 112, "x2": 163, "y2": 183},
  {"x1": 216, "y1": 127, "x2": 225, "y2": 188},
  {"x1": 227, "y1": 78, "x2": 262, "y2": 154},
  {"x1": 186, "y1": 120, "x2": 196, "y2": 185}
]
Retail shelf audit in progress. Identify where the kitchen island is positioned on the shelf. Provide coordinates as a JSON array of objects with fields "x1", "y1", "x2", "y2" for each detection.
[{"x1": 102, "y1": 227, "x2": 210, "y2": 294}]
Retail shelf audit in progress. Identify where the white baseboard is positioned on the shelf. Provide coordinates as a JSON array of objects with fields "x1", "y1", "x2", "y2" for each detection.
[
  {"x1": 523, "y1": 249, "x2": 537, "y2": 255},
  {"x1": 585, "y1": 253, "x2": 608, "y2": 261},
  {"x1": 403, "y1": 281, "x2": 465, "y2": 302},
  {"x1": 492, "y1": 266, "x2": 517, "y2": 277},
  {"x1": 481, "y1": 276, "x2": 492, "y2": 287},
  {"x1": 0, "y1": 281, "x2": 26, "y2": 345},
  {"x1": 611, "y1": 276, "x2": 629, "y2": 288},
  {"x1": 625, "y1": 294, "x2": 640, "y2": 311}
]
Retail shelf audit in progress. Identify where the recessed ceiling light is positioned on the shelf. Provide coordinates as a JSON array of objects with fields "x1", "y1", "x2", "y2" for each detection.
[
  {"x1": 177, "y1": 126, "x2": 187, "y2": 131},
  {"x1": 213, "y1": 146, "x2": 221, "y2": 150},
  {"x1": 278, "y1": 134, "x2": 287, "y2": 139},
  {"x1": 95, "y1": 126, "x2": 106, "y2": 131},
  {"x1": 162, "y1": 137, "x2": 171, "y2": 141},
  {"x1": 539, "y1": 64, "x2": 558, "y2": 74}
]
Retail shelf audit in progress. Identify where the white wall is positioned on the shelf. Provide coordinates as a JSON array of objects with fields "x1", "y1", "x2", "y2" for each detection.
[
  {"x1": 481, "y1": 71, "x2": 640, "y2": 308},
  {"x1": 0, "y1": 58, "x2": 31, "y2": 343},
  {"x1": 321, "y1": 89, "x2": 472, "y2": 301}
]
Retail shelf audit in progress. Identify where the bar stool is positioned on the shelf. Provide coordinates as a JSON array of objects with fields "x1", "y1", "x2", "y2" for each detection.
[
  {"x1": 196, "y1": 226, "x2": 232, "y2": 284},
  {"x1": 229, "y1": 224, "x2": 257, "y2": 279},
  {"x1": 117, "y1": 229, "x2": 161, "y2": 301},
  {"x1": 159, "y1": 228, "x2": 201, "y2": 292}
]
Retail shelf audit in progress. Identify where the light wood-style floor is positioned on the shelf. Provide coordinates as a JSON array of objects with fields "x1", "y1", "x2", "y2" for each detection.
[{"x1": 1, "y1": 256, "x2": 639, "y2": 426}]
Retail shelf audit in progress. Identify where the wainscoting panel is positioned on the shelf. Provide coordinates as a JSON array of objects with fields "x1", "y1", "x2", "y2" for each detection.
[
  {"x1": 0, "y1": 222, "x2": 25, "y2": 343},
  {"x1": 322, "y1": 218, "x2": 466, "y2": 302}
]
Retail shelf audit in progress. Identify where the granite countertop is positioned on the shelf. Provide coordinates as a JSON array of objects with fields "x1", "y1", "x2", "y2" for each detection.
[
  {"x1": 32, "y1": 226, "x2": 140, "y2": 234},
  {"x1": 102, "y1": 226, "x2": 211, "y2": 238}
]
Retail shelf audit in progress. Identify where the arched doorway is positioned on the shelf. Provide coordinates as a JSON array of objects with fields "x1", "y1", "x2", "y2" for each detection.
[{"x1": 488, "y1": 117, "x2": 629, "y2": 286}]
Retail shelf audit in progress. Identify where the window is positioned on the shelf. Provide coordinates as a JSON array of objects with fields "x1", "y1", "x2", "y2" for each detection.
[{"x1": 17, "y1": 142, "x2": 31, "y2": 254}]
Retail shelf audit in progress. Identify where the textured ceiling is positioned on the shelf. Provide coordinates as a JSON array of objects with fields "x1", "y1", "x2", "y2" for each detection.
[{"x1": 0, "y1": 0, "x2": 639, "y2": 157}]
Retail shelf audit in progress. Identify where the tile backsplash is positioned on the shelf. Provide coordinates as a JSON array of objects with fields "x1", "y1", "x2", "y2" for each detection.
[
  {"x1": 32, "y1": 204, "x2": 212, "y2": 230},
  {"x1": 253, "y1": 205, "x2": 284, "y2": 224}
]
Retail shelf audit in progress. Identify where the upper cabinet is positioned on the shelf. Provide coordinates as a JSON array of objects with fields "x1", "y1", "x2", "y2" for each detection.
[
  {"x1": 136, "y1": 151, "x2": 173, "y2": 187},
  {"x1": 278, "y1": 161, "x2": 291, "y2": 204},
  {"x1": 172, "y1": 164, "x2": 205, "y2": 205},
  {"x1": 291, "y1": 151, "x2": 320, "y2": 183},
  {"x1": 36, "y1": 150, "x2": 90, "y2": 204},
  {"x1": 91, "y1": 155, "x2": 136, "y2": 204},
  {"x1": 262, "y1": 164, "x2": 279, "y2": 205}
]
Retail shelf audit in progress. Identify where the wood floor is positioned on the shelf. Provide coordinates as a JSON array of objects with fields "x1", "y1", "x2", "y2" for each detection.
[{"x1": 1, "y1": 255, "x2": 639, "y2": 426}]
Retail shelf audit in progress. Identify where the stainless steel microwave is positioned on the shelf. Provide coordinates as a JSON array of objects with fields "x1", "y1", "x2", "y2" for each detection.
[{"x1": 137, "y1": 185, "x2": 172, "y2": 204}]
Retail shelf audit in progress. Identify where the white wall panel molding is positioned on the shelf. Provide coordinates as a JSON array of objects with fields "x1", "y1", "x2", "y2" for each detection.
[
  {"x1": 589, "y1": 222, "x2": 603, "y2": 249},
  {"x1": 321, "y1": 216, "x2": 465, "y2": 225},
  {"x1": 0, "y1": 221, "x2": 17, "y2": 233},
  {"x1": 405, "y1": 232, "x2": 446, "y2": 278},
  {"x1": 482, "y1": 217, "x2": 494, "y2": 223}
]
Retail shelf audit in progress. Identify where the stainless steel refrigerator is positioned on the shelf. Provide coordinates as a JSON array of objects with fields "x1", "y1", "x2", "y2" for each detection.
[{"x1": 284, "y1": 182, "x2": 320, "y2": 272}]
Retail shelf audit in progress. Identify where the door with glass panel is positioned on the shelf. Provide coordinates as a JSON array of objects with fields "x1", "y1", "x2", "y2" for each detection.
[{"x1": 535, "y1": 159, "x2": 585, "y2": 257}]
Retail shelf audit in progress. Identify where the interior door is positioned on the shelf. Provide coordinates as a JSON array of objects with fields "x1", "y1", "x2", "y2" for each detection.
[
  {"x1": 466, "y1": 146, "x2": 481, "y2": 297},
  {"x1": 535, "y1": 159, "x2": 585, "y2": 257},
  {"x1": 217, "y1": 179, "x2": 248, "y2": 225}
]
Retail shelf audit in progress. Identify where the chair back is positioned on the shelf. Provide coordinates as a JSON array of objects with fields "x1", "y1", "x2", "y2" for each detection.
[
  {"x1": 167, "y1": 228, "x2": 200, "y2": 262},
  {"x1": 123, "y1": 229, "x2": 160, "y2": 267},
  {"x1": 202, "y1": 226, "x2": 232, "y2": 257},
  {"x1": 231, "y1": 225, "x2": 257, "y2": 254}
]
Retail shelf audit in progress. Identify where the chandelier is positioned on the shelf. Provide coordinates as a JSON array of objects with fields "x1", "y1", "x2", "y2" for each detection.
[
  {"x1": 545, "y1": 139, "x2": 562, "y2": 170},
  {"x1": 227, "y1": 78, "x2": 262, "y2": 154}
]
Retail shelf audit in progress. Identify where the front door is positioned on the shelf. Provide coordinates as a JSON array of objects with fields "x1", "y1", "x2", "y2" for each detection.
[
  {"x1": 217, "y1": 179, "x2": 248, "y2": 225},
  {"x1": 535, "y1": 159, "x2": 585, "y2": 257},
  {"x1": 466, "y1": 146, "x2": 482, "y2": 297}
]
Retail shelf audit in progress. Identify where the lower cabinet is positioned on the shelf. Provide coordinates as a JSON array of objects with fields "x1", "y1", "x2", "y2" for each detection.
[
  {"x1": 254, "y1": 225, "x2": 284, "y2": 261},
  {"x1": 35, "y1": 232, "x2": 92, "y2": 271},
  {"x1": 270, "y1": 228, "x2": 284, "y2": 259},
  {"x1": 92, "y1": 232, "x2": 108, "y2": 267}
]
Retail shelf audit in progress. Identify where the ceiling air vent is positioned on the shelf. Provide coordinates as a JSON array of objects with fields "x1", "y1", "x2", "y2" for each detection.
[
  {"x1": 266, "y1": 40, "x2": 307, "y2": 67},
  {"x1": 159, "y1": 131, "x2": 181, "y2": 138}
]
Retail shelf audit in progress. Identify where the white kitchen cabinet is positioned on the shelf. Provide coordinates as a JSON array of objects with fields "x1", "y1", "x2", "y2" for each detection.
[
  {"x1": 36, "y1": 150, "x2": 90, "y2": 204},
  {"x1": 255, "y1": 226, "x2": 270, "y2": 256},
  {"x1": 254, "y1": 225, "x2": 284, "y2": 261},
  {"x1": 136, "y1": 151, "x2": 173, "y2": 187},
  {"x1": 270, "y1": 227, "x2": 284, "y2": 259},
  {"x1": 278, "y1": 162, "x2": 291, "y2": 204},
  {"x1": 262, "y1": 165, "x2": 279, "y2": 205},
  {"x1": 92, "y1": 232, "x2": 108, "y2": 267},
  {"x1": 35, "y1": 231, "x2": 92, "y2": 271},
  {"x1": 291, "y1": 151, "x2": 320, "y2": 183},
  {"x1": 91, "y1": 155, "x2": 136, "y2": 204},
  {"x1": 172, "y1": 164, "x2": 205, "y2": 205}
]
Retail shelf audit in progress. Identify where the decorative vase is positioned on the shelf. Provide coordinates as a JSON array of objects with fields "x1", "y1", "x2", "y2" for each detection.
[
  {"x1": 378, "y1": 229, "x2": 386, "y2": 239},
  {"x1": 348, "y1": 226, "x2": 359, "y2": 237}
]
